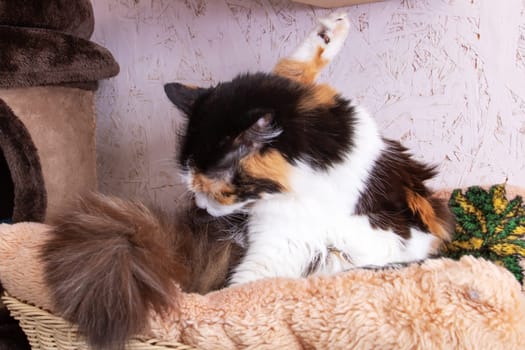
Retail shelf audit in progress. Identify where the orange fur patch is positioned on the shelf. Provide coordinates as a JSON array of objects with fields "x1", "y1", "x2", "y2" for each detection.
[
  {"x1": 192, "y1": 174, "x2": 237, "y2": 205},
  {"x1": 406, "y1": 189, "x2": 451, "y2": 242},
  {"x1": 273, "y1": 47, "x2": 328, "y2": 84},
  {"x1": 298, "y1": 83, "x2": 337, "y2": 112},
  {"x1": 241, "y1": 150, "x2": 291, "y2": 191},
  {"x1": 429, "y1": 237, "x2": 445, "y2": 255}
]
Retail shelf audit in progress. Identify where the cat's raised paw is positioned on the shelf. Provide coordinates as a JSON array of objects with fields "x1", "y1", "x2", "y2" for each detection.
[
  {"x1": 290, "y1": 12, "x2": 350, "y2": 63},
  {"x1": 317, "y1": 12, "x2": 350, "y2": 61}
]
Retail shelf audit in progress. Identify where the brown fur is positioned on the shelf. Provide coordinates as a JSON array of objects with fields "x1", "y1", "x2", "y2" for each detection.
[
  {"x1": 406, "y1": 189, "x2": 453, "y2": 242},
  {"x1": 355, "y1": 139, "x2": 455, "y2": 243},
  {"x1": 41, "y1": 193, "x2": 244, "y2": 349},
  {"x1": 175, "y1": 207, "x2": 245, "y2": 293},
  {"x1": 240, "y1": 150, "x2": 291, "y2": 192},
  {"x1": 0, "y1": 26, "x2": 119, "y2": 89},
  {"x1": 273, "y1": 47, "x2": 327, "y2": 84},
  {"x1": 298, "y1": 83, "x2": 338, "y2": 111}
]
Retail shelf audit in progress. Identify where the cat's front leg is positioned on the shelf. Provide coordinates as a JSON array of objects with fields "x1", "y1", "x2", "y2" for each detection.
[
  {"x1": 273, "y1": 12, "x2": 350, "y2": 84},
  {"x1": 228, "y1": 237, "x2": 307, "y2": 286}
]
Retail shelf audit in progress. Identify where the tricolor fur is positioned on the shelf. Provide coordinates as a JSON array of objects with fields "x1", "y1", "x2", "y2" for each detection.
[
  {"x1": 165, "y1": 13, "x2": 454, "y2": 284},
  {"x1": 41, "y1": 13, "x2": 454, "y2": 350}
]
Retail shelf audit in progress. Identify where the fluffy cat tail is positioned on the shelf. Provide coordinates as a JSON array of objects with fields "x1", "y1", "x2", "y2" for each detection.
[{"x1": 40, "y1": 193, "x2": 184, "y2": 350}]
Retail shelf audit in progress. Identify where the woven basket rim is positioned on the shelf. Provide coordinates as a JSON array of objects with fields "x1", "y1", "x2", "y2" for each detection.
[{"x1": 1, "y1": 292, "x2": 199, "y2": 350}]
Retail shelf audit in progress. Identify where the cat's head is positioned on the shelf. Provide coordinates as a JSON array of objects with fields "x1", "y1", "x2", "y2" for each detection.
[{"x1": 165, "y1": 73, "x2": 354, "y2": 216}]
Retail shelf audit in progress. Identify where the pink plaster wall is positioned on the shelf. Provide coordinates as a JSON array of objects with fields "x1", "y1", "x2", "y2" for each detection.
[{"x1": 92, "y1": 0, "x2": 525, "y2": 209}]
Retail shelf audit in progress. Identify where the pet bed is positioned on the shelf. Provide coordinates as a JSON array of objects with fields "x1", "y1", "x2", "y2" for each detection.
[{"x1": 0, "y1": 185, "x2": 524, "y2": 349}]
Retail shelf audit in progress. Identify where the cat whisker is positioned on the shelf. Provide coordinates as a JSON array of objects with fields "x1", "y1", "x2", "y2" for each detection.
[
  {"x1": 174, "y1": 189, "x2": 194, "y2": 204},
  {"x1": 153, "y1": 158, "x2": 178, "y2": 167}
]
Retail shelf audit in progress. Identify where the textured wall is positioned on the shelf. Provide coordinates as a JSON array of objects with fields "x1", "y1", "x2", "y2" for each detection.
[{"x1": 92, "y1": 0, "x2": 525, "y2": 209}]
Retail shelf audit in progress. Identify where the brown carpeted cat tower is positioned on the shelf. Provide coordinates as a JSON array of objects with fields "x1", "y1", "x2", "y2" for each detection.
[
  {"x1": 0, "y1": 0, "x2": 119, "y2": 224},
  {"x1": 0, "y1": 0, "x2": 119, "y2": 348}
]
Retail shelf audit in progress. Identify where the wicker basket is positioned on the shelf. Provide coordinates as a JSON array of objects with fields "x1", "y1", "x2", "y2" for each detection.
[{"x1": 1, "y1": 293, "x2": 198, "y2": 350}]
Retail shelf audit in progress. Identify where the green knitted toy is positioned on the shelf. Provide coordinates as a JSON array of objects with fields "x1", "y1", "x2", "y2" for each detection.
[{"x1": 443, "y1": 184, "x2": 525, "y2": 283}]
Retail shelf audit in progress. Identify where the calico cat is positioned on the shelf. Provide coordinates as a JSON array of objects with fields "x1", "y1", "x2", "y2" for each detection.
[
  {"x1": 165, "y1": 13, "x2": 453, "y2": 285},
  {"x1": 41, "y1": 13, "x2": 454, "y2": 350}
]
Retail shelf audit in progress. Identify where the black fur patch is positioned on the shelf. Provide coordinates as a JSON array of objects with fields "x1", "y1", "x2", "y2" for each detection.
[
  {"x1": 173, "y1": 73, "x2": 355, "y2": 174},
  {"x1": 354, "y1": 139, "x2": 440, "y2": 239},
  {"x1": 164, "y1": 83, "x2": 209, "y2": 116},
  {"x1": 232, "y1": 171, "x2": 283, "y2": 201}
]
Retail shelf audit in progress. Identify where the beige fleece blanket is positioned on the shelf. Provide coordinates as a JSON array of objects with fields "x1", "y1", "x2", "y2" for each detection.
[{"x1": 1, "y1": 220, "x2": 525, "y2": 349}]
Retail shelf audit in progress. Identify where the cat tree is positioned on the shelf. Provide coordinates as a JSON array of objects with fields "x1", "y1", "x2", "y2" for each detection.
[{"x1": 0, "y1": 0, "x2": 119, "y2": 224}]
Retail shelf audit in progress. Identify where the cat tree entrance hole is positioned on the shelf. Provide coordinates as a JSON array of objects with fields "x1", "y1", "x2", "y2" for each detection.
[
  {"x1": 0, "y1": 99, "x2": 47, "y2": 223},
  {"x1": 0, "y1": 148, "x2": 14, "y2": 222}
]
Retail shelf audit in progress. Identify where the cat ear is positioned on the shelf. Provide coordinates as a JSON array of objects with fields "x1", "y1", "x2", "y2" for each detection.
[
  {"x1": 164, "y1": 83, "x2": 208, "y2": 116},
  {"x1": 235, "y1": 110, "x2": 282, "y2": 150}
]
